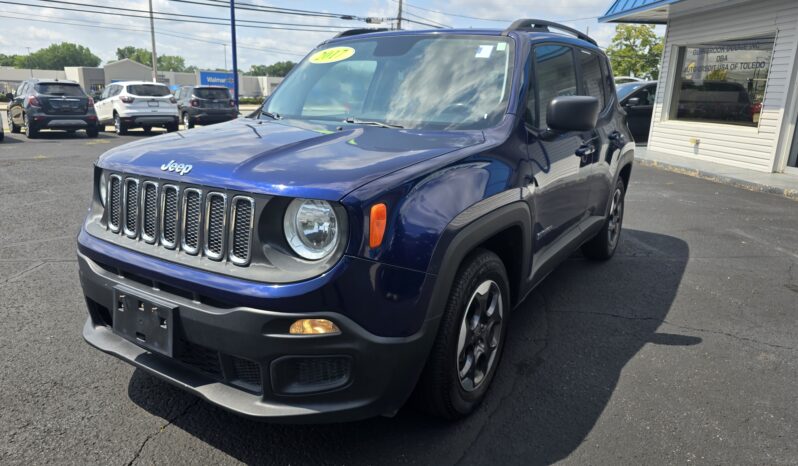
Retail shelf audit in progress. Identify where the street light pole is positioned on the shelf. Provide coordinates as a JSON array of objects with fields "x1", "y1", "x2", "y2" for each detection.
[
  {"x1": 26, "y1": 46, "x2": 32, "y2": 77},
  {"x1": 148, "y1": 0, "x2": 159, "y2": 82},
  {"x1": 223, "y1": 43, "x2": 228, "y2": 70},
  {"x1": 230, "y1": 0, "x2": 239, "y2": 106}
]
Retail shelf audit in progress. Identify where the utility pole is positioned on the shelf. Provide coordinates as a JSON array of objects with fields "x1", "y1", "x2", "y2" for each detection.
[
  {"x1": 230, "y1": 0, "x2": 239, "y2": 106},
  {"x1": 148, "y1": 0, "x2": 158, "y2": 82},
  {"x1": 223, "y1": 43, "x2": 228, "y2": 70},
  {"x1": 26, "y1": 46, "x2": 32, "y2": 77},
  {"x1": 396, "y1": 0, "x2": 403, "y2": 30}
]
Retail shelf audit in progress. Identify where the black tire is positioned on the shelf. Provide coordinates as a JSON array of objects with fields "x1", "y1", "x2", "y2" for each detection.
[
  {"x1": 0, "y1": 130, "x2": 4, "y2": 142},
  {"x1": 9, "y1": 115, "x2": 21, "y2": 133},
  {"x1": 114, "y1": 114, "x2": 128, "y2": 135},
  {"x1": 182, "y1": 113, "x2": 194, "y2": 129},
  {"x1": 414, "y1": 248, "x2": 510, "y2": 420},
  {"x1": 86, "y1": 127, "x2": 99, "y2": 138},
  {"x1": 25, "y1": 118, "x2": 38, "y2": 139},
  {"x1": 142, "y1": 126, "x2": 152, "y2": 134},
  {"x1": 166, "y1": 121, "x2": 179, "y2": 133},
  {"x1": 581, "y1": 178, "x2": 626, "y2": 261}
]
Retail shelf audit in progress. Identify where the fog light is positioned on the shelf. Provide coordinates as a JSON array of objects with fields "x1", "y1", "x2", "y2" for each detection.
[{"x1": 289, "y1": 319, "x2": 340, "y2": 335}]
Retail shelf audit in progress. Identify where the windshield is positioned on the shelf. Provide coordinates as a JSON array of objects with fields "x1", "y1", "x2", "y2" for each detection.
[
  {"x1": 194, "y1": 87, "x2": 231, "y2": 99},
  {"x1": 264, "y1": 34, "x2": 515, "y2": 130},
  {"x1": 616, "y1": 82, "x2": 644, "y2": 101},
  {"x1": 35, "y1": 83, "x2": 85, "y2": 97},
  {"x1": 127, "y1": 84, "x2": 171, "y2": 97}
]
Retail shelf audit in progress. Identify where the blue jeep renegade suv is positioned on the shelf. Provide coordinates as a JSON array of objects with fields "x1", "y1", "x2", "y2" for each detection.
[{"x1": 78, "y1": 20, "x2": 634, "y2": 422}]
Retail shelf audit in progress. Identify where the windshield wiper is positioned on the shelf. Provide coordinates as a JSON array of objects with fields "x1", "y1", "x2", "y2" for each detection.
[
  {"x1": 343, "y1": 117, "x2": 403, "y2": 129},
  {"x1": 260, "y1": 110, "x2": 282, "y2": 120}
]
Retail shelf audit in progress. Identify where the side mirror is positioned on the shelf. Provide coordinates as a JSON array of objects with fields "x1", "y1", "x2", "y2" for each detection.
[
  {"x1": 546, "y1": 96, "x2": 599, "y2": 132},
  {"x1": 626, "y1": 97, "x2": 641, "y2": 107}
]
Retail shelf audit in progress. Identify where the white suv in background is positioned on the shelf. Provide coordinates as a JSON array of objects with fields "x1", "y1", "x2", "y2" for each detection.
[{"x1": 94, "y1": 81, "x2": 179, "y2": 135}]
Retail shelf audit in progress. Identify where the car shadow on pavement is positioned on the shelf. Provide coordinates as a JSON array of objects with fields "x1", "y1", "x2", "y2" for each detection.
[{"x1": 128, "y1": 228, "x2": 695, "y2": 465}]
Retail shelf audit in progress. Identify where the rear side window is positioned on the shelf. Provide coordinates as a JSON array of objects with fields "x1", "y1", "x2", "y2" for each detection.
[
  {"x1": 533, "y1": 45, "x2": 577, "y2": 128},
  {"x1": 34, "y1": 83, "x2": 85, "y2": 96},
  {"x1": 127, "y1": 84, "x2": 171, "y2": 97},
  {"x1": 194, "y1": 88, "x2": 231, "y2": 100},
  {"x1": 577, "y1": 50, "x2": 606, "y2": 110}
]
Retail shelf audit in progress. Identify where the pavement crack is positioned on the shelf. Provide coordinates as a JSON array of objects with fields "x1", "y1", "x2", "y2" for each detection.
[
  {"x1": 126, "y1": 398, "x2": 200, "y2": 466},
  {"x1": 554, "y1": 310, "x2": 796, "y2": 352}
]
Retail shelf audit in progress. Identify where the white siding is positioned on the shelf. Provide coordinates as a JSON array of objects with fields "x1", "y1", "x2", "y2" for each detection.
[{"x1": 648, "y1": 0, "x2": 798, "y2": 172}]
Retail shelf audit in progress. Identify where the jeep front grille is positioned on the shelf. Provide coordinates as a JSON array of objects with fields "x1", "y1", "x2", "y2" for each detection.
[{"x1": 105, "y1": 175, "x2": 253, "y2": 266}]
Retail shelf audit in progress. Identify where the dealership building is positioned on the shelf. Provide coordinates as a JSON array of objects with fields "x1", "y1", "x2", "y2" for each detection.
[
  {"x1": 0, "y1": 58, "x2": 283, "y2": 98},
  {"x1": 602, "y1": 0, "x2": 798, "y2": 174}
]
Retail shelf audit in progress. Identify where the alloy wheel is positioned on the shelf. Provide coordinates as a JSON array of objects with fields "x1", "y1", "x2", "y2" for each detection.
[
  {"x1": 607, "y1": 187, "x2": 624, "y2": 249},
  {"x1": 457, "y1": 280, "x2": 503, "y2": 392}
]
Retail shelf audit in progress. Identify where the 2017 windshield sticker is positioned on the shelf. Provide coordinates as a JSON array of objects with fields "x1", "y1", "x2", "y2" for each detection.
[{"x1": 309, "y1": 47, "x2": 355, "y2": 64}]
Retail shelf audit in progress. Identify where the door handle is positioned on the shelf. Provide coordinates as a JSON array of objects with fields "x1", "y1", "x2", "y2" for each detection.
[{"x1": 575, "y1": 144, "x2": 595, "y2": 157}]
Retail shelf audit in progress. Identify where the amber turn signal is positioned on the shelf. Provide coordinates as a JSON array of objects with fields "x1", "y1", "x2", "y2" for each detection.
[
  {"x1": 369, "y1": 203, "x2": 387, "y2": 249},
  {"x1": 289, "y1": 319, "x2": 341, "y2": 335}
]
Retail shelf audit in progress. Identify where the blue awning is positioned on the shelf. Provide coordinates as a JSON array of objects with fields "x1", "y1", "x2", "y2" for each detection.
[{"x1": 600, "y1": 0, "x2": 683, "y2": 24}]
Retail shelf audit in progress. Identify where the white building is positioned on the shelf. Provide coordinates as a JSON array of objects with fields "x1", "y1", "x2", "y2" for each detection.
[
  {"x1": 602, "y1": 0, "x2": 798, "y2": 174},
  {"x1": 2, "y1": 59, "x2": 282, "y2": 98}
]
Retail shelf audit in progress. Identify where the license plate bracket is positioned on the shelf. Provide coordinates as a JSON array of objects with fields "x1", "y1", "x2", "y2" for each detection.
[{"x1": 112, "y1": 287, "x2": 176, "y2": 357}]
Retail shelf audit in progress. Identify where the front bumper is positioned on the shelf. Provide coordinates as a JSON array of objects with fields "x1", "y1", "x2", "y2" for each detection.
[{"x1": 77, "y1": 235, "x2": 440, "y2": 422}]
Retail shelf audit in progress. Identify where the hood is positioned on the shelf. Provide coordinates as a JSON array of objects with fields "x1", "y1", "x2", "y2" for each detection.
[{"x1": 98, "y1": 118, "x2": 485, "y2": 200}]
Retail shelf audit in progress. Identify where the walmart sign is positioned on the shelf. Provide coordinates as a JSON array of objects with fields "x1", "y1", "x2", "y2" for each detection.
[{"x1": 199, "y1": 71, "x2": 235, "y2": 90}]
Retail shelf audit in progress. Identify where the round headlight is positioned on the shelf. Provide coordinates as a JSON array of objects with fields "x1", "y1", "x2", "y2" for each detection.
[
  {"x1": 284, "y1": 199, "x2": 340, "y2": 260},
  {"x1": 99, "y1": 171, "x2": 107, "y2": 207}
]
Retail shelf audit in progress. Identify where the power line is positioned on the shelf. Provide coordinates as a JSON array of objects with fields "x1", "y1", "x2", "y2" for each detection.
[
  {"x1": 401, "y1": 17, "x2": 446, "y2": 29},
  {"x1": 402, "y1": 10, "x2": 451, "y2": 28},
  {"x1": 170, "y1": 0, "x2": 362, "y2": 21},
  {"x1": 29, "y1": 0, "x2": 352, "y2": 29},
  {"x1": 395, "y1": 0, "x2": 599, "y2": 24},
  {"x1": 9, "y1": 1, "x2": 346, "y2": 32},
  {"x1": 0, "y1": 10, "x2": 308, "y2": 57}
]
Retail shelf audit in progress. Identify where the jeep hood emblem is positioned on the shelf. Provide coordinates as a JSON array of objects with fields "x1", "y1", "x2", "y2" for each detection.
[{"x1": 161, "y1": 160, "x2": 193, "y2": 176}]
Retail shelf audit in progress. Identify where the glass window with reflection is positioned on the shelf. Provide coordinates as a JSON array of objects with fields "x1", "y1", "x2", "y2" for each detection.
[
  {"x1": 265, "y1": 35, "x2": 515, "y2": 130},
  {"x1": 672, "y1": 37, "x2": 774, "y2": 127}
]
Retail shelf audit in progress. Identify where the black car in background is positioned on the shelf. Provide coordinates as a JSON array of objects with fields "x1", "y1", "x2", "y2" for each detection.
[
  {"x1": 175, "y1": 85, "x2": 238, "y2": 129},
  {"x1": 7, "y1": 79, "x2": 99, "y2": 139},
  {"x1": 617, "y1": 80, "x2": 656, "y2": 143}
]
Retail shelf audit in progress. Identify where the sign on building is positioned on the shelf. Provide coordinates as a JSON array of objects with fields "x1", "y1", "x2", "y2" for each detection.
[{"x1": 199, "y1": 71, "x2": 235, "y2": 90}]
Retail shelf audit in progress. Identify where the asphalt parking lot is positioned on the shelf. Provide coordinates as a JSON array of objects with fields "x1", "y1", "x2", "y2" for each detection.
[{"x1": 1, "y1": 129, "x2": 796, "y2": 465}]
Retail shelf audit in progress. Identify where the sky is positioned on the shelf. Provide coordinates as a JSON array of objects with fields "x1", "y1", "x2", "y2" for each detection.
[{"x1": 1, "y1": 0, "x2": 642, "y2": 71}]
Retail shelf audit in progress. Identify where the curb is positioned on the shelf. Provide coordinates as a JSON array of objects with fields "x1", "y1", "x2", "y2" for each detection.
[{"x1": 636, "y1": 158, "x2": 798, "y2": 201}]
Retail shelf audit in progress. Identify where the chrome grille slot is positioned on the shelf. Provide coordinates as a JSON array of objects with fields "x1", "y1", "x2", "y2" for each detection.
[
  {"x1": 181, "y1": 188, "x2": 202, "y2": 255},
  {"x1": 141, "y1": 182, "x2": 159, "y2": 244},
  {"x1": 108, "y1": 175, "x2": 122, "y2": 232},
  {"x1": 160, "y1": 185, "x2": 180, "y2": 249},
  {"x1": 122, "y1": 178, "x2": 140, "y2": 238},
  {"x1": 204, "y1": 193, "x2": 227, "y2": 260},
  {"x1": 229, "y1": 196, "x2": 254, "y2": 266}
]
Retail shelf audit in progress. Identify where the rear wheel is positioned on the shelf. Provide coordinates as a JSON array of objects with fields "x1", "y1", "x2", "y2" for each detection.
[
  {"x1": 114, "y1": 114, "x2": 128, "y2": 135},
  {"x1": 581, "y1": 178, "x2": 626, "y2": 260},
  {"x1": 25, "y1": 118, "x2": 38, "y2": 139},
  {"x1": 166, "y1": 121, "x2": 179, "y2": 133},
  {"x1": 415, "y1": 248, "x2": 510, "y2": 420},
  {"x1": 9, "y1": 114, "x2": 21, "y2": 133},
  {"x1": 142, "y1": 126, "x2": 152, "y2": 134},
  {"x1": 86, "y1": 127, "x2": 99, "y2": 138}
]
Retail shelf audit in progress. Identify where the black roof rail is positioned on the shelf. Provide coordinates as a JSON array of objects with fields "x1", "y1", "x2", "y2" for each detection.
[
  {"x1": 502, "y1": 19, "x2": 597, "y2": 46},
  {"x1": 333, "y1": 28, "x2": 390, "y2": 39}
]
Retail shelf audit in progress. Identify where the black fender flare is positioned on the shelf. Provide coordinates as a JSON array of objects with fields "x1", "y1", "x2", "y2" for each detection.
[
  {"x1": 424, "y1": 190, "x2": 532, "y2": 323},
  {"x1": 603, "y1": 146, "x2": 635, "y2": 217}
]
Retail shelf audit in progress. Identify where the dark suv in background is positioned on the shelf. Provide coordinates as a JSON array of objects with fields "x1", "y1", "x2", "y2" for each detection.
[
  {"x1": 7, "y1": 79, "x2": 99, "y2": 138},
  {"x1": 176, "y1": 85, "x2": 238, "y2": 129}
]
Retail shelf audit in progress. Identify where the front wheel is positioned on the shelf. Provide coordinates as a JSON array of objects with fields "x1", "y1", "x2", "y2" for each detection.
[
  {"x1": 183, "y1": 113, "x2": 194, "y2": 129},
  {"x1": 414, "y1": 248, "x2": 510, "y2": 420},
  {"x1": 581, "y1": 178, "x2": 626, "y2": 261}
]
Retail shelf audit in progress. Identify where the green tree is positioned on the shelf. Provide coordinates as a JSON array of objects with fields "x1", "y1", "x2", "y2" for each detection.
[
  {"x1": 606, "y1": 25, "x2": 664, "y2": 80},
  {"x1": 115, "y1": 46, "x2": 191, "y2": 72},
  {"x1": 246, "y1": 61, "x2": 296, "y2": 77},
  {"x1": 0, "y1": 54, "x2": 22, "y2": 66},
  {"x1": 17, "y1": 43, "x2": 100, "y2": 69}
]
